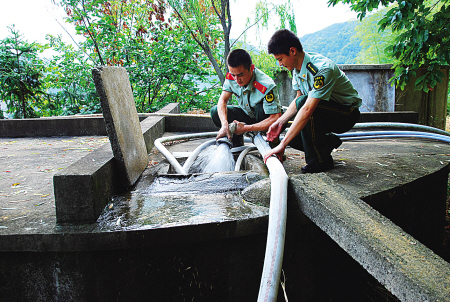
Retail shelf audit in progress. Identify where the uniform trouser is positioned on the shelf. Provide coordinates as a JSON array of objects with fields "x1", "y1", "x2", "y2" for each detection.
[
  {"x1": 288, "y1": 95, "x2": 360, "y2": 166},
  {"x1": 210, "y1": 103, "x2": 270, "y2": 145}
]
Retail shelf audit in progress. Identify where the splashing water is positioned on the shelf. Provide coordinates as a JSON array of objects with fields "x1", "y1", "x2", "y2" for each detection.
[{"x1": 189, "y1": 143, "x2": 235, "y2": 173}]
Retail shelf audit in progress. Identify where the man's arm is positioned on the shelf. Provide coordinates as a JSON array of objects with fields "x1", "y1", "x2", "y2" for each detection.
[
  {"x1": 216, "y1": 90, "x2": 233, "y2": 139},
  {"x1": 280, "y1": 96, "x2": 320, "y2": 146},
  {"x1": 233, "y1": 112, "x2": 281, "y2": 135},
  {"x1": 266, "y1": 90, "x2": 302, "y2": 141},
  {"x1": 264, "y1": 95, "x2": 320, "y2": 162}
]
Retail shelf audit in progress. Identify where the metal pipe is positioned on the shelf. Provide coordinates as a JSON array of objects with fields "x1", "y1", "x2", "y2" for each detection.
[
  {"x1": 251, "y1": 133, "x2": 288, "y2": 302},
  {"x1": 338, "y1": 131, "x2": 450, "y2": 143},
  {"x1": 352, "y1": 122, "x2": 450, "y2": 137}
]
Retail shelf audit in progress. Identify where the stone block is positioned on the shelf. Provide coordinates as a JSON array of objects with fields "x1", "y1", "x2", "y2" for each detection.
[
  {"x1": 54, "y1": 144, "x2": 119, "y2": 223},
  {"x1": 290, "y1": 173, "x2": 450, "y2": 302},
  {"x1": 53, "y1": 103, "x2": 180, "y2": 223},
  {"x1": 92, "y1": 66, "x2": 148, "y2": 187},
  {"x1": 165, "y1": 115, "x2": 217, "y2": 132}
]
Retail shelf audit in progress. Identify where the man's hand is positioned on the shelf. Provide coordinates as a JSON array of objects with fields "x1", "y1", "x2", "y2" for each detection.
[
  {"x1": 263, "y1": 143, "x2": 286, "y2": 163},
  {"x1": 216, "y1": 124, "x2": 231, "y2": 140},
  {"x1": 266, "y1": 120, "x2": 284, "y2": 142},
  {"x1": 233, "y1": 120, "x2": 247, "y2": 135}
]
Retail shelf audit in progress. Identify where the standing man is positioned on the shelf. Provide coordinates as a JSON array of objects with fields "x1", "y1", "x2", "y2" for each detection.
[
  {"x1": 211, "y1": 49, "x2": 282, "y2": 147},
  {"x1": 264, "y1": 29, "x2": 361, "y2": 173}
]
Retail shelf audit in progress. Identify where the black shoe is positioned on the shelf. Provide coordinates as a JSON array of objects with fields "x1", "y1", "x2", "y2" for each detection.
[{"x1": 301, "y1": 161, "x2": 334, "y2": 173}]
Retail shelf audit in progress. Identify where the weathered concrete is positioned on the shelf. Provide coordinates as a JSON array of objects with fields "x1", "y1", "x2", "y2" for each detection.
[
  {"x1": 396, "y1": 66, "x2": 449, "y2": 129},
  {"x1": 325, "y1": 139, "x2": 449, "y2": 253},
  {"x1": 165, "y1": 114, "x2": 217, "y2": 132},
  {"x1": 274, "y1": 70, "x2": 297, "y2": 107},
  {"x1": 274, "y1": 65, "x2": 396, "y2": 112},
  {"x1": 340, "y1": 64, "x2": 395, "y2": 112},
  {"x1": 241, "y1": 177, "x2": 271, "y2": 207},
  {"x1": 141, "y1": 103, "x2": 180, "y2": 153},
  {"x1": 1, "y1": 112, "x2": 450, "y2": 301},
  {"x1": 0, "y1": 111, "x2": 419, "y2": 138},
  {"x1": 54, "y1": 143, "x2": 118, "y2": 223},
  {"x1": 0, "y1": 116, "x2": 109, "y2": 138},
  {"x1": 0, "y1": 136, "x2": 109, "y2": 232},
  {"x1": 290, "y1": 173, "x2": 450, "y2": 302},
  {"x1": 274, "y1": 64, "x2": 449, "y2": 129},
  {"x1": 92, "y1": 66, "x2": 148, "y2": 187},
  {"x1": 53, "y1": 103, "x2": 179, "y2": 223}
]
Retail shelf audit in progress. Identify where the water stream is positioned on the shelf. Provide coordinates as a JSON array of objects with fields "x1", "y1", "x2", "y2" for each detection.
[
  {"x1": 95, "y1": 140, "x2": 268, "y2": 232},
  {"x1": 188, "y1": 143, "x2": 235, "y2": 174},
  {"x1": 96, "y1": 172, "x2": 268, "y2": 231}
]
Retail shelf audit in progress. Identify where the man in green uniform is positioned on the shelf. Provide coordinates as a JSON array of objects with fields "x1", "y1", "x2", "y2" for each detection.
[
  {"x1": 210, "y1": 49, "x2": 282, "y2": 147},
  {"x1": 263, "y1": 29, "x2": 361, "y2": 173}
]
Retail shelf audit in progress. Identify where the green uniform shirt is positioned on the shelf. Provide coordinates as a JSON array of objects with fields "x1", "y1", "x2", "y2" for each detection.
[
  {"x1": 223, "y1": 68, "x2": 281, "y2": 118},
  {"x1": 292, "y1": 52, "x2": 362, "y2": 107}
]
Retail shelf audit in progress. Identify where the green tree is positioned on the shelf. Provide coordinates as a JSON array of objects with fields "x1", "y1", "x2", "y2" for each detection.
[
  {"x1": 54, "y1": 0, "x2": 219, "y2": 112},
  {"x1": 167, "y1": 0, "x2": 228, "y2": 84},
  {"x1": 0, "y1": 26, "x2": 46, "y2": 118},
  {"x1": 328, "y1": 0, "x2": 450, "y2": 92},
  {"x1": 167, "y1": 0, "x2": 297, "y2": 85},
  {"x1": 41, "y1": 35, "x2": 100, "y2": 116},
  {"x1": 352, "y1": 7, "x2": 394, "y2": 64}
]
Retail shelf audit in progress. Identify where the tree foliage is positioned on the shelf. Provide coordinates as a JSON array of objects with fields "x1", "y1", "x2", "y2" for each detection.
[
  {"x1": 54, "y1": 0, "x2": 220, "y2": 112},
  {"x1": 352, "y1": 7, "x2": 394, "y2": 64},
  {"x1": 0, "y1": 0, "x2": 320, "y2": 118},
  {"x1": 42, "y1": 35, "x2": 100, "y2": 116},
  {"x1": 0, "y1": 26, "x2": 46, "y2": 118},
  {"x1": 167, "y1": 0, "x2": 228, "y2": 84},
  {"x1": 328, "y1": 0, "x2": 450, "y2": 92},
  {"x1": 167, "y1": 0, "x2": 297, "y2": 85}
]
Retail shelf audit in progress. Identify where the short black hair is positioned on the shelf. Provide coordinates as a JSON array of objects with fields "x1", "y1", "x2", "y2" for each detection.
[
  {"x1": 227, "y1": 49, "x2": 252, "y2": 70},
  {"x1": 268, "y1": 29, "x2": 303, "y2": 56}
]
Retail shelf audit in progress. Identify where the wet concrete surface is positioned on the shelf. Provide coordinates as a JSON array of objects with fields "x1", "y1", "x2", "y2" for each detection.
[{"x1": 1, "y1": 133, "x2": 450, "y2": 240}]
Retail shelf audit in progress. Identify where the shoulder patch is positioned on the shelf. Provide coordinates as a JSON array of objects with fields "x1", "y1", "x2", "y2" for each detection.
[
  {"x1": 306, "y1": 62, "x2": 318, "y2": 76},
  {"x1": 253, "y1": 81, "x2": 267, "y2": 94},
  {"x1": 265, "y1": 90, "x2": 275, "y2": 103},
  {"x1": 314, "y1": 75, "x2": 325, "y2": 89},
  {"x1": 226, "y1": 72, "x2": 235, "y2": 81}
]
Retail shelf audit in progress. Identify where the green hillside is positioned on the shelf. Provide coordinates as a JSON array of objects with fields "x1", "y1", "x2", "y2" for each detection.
[{"x1": 300, "y1": 20, "x2": 361, "y2": 64}]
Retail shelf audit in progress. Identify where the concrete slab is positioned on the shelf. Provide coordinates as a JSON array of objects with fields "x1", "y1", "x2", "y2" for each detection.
[
  {"x1": 1, "y1": 131, "x2": 449, "y2": 235},
  {"x1": 92, "y1": 66, "x2": 148, "y2": 187},
  {"x1": 0, "y1": 111, "x2": 419, "y2": 138},
  {"x1": 290, "y1": 173, "x2": 450, "y2": 302},
  {"x1": 1, "y1": 113, "x2": 450, "y2": 301},
  {"x1": 284, "y1": 138, "x2": 450, "y2": 251},
  {"x1": 53, "y1": 103, "x2": 179, "y2": 223}
]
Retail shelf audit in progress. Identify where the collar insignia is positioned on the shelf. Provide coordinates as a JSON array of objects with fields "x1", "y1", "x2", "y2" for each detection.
[
  {"x1": 226, "y1": 72, "x2": 235, "y2": 81},
  {"x1": 253, "y1": 81, "x2": 267, "y2": 94},
  {"x1": 306, "y1": 62, "x2": 318, "y2": 76}
]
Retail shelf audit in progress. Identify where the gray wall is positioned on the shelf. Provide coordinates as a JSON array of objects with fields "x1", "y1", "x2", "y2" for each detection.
[{"x1": 274, "y1": 64, "x2": 395, "y2": 113}]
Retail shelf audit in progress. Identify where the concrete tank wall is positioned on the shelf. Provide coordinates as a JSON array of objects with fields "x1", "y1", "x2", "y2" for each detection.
[
  {"x1": 274, "y1": 64, "x2": 395, "y2": 113},
  {"x1": 274, "y1": 64, "x2": 449, "y2": 129}
]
